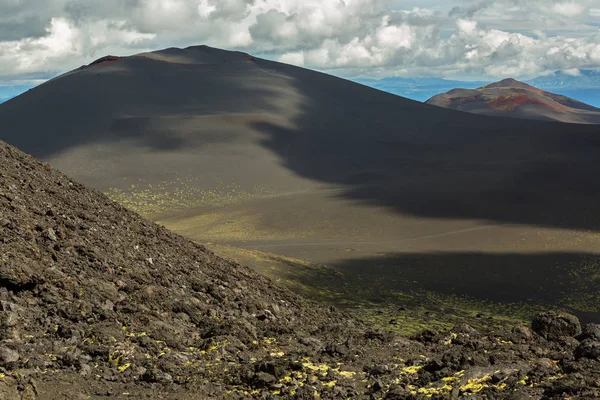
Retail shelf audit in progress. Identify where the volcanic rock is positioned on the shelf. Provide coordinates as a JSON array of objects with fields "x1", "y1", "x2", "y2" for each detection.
[{"x1": 531, "y1": 312, "x2": 582, "y2": 340}]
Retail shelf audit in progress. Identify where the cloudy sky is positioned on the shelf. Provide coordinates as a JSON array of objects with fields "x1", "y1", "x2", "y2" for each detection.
[{"x1": 1, "y1": 0, "x2": 599, "y2": 86}]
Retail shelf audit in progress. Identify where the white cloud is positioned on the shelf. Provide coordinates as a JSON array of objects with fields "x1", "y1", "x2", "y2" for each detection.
[
  {"x1": 132, "y1": 0, "x2": 196, "y2": 32},
  {"x1": 457, "y1": 19, "x2": 478, "y2": 35},
  {"x1": 552, "y1": 1, "x2": 586, "y2": 17},
  {"x1": 37, "y1": 18, "x2": 78, "y2": 54},
  {"x1": 376, "y1": 17, "x2": 415, "y2": 49},
  {"x1": 197, "y1": 1, "x2": 217, "y2": 19},
  {"x1": 0, "y1": 16, "x2": 154, "y2": 77},
  {"x1": 0, "y1": 0, "x2": 598, "y2": 81},
  {"x1": 563, "y1": 68, "x2": 582, "y2": 76},
  {"x1": 280, "y1": 51, "x2": 305, "y2": 66}
]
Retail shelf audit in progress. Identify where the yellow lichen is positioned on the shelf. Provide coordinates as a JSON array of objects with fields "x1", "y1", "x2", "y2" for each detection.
[
  {"x1": 442, "y1": 376, "x2": 460, "y2": 382},
  {"x1": 207, "y1": 339, "x2": 228, "y2": 351},
  {"x1": 460, "y1": 375, "x2": 492, "y2": 393},
  {"x1": 444, "y1": 332, "x2": 458, "y2": 345},
  {"x1": 302, "y1": 358, "x2": 330, "y2": 374},
  {"x1": 544, "y1": 374, "x2": 564, "y2": 382},
  {"x1": 400, "y1": 365, "x2": 423, "y2": 374},
  {"x1": 517, "y1": 376, "x2": 529, "y2": 385},
  {"x1": 118, "y1": 363, "x2": 131, "y2": 372},
  {"x1": 417, "y1": 384, "x2": 453, "y2": 396}
]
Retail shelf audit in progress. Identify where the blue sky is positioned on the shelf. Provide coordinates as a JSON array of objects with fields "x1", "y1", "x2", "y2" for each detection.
[{"x1": 0, "y1": 0, "x2": 599, "y2": 87}]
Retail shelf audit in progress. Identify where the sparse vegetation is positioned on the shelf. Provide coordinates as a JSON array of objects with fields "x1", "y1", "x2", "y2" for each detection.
[{"x1": 105, "y1": 178, "x2": 292, "y2": 220}]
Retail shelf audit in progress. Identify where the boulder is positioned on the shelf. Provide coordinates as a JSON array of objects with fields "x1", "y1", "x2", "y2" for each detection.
[
  {"x1": 531, "y1": 312, "x2": 581, "y2": 340},
  {"x1": 577, "y1": 323, "x2": 600, "y2": 341},
  {"x1": 574, "y1": 340, "x2": 600, "y2": 360}
]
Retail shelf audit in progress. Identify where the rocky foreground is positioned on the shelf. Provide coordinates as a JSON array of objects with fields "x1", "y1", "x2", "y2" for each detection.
[{"x1": 0, "y1": 139, "x2": 599, "y2": 399}]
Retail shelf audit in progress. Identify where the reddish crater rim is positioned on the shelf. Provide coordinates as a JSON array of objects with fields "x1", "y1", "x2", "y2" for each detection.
[
  {"x1": 485, "y1": 93, "x2": 571, "y2": 112},
  {"x1": 89, "y1": 55, "x2": 122, "y2": 66}
]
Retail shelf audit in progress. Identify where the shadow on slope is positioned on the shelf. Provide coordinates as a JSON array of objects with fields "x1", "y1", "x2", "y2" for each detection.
[
  {"x1": 0, "y1": 55, "x2": 296, "y2": 159},
  {"x1": 314, "y1": 251, "x2": 600, "y2": 324},
  {"x1": 199, "y1": 243, "x2": 532, "y2": 335},
  {"x1": 251, "y1": 60, "x2": 600, "y2": 231},
  {"x1": 207, "y1": 242, "x2": 600, "y2": 332}
]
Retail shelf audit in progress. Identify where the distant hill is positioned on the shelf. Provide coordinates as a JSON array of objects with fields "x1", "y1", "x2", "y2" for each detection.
[
  {"x1": 426, "y1": 78, "x2": 600, "y2": 123},
  {"x1": 351, "y1": 71, "x2": 600, "y2": 107}
]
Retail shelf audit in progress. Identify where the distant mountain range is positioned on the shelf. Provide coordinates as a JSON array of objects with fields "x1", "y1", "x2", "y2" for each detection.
[
  {"x1": 353, "y1": 77, "x2": 487, "y2": 102},
  {"x1": 2, "y1": 69, "x2": 599, "y2": 107},
  {"x1": 426, "y1": 78, "x2": 600, "y2": 124},
  {"x1": 353, "y1": 70, "x2": 600, "y2": 107},
  {"x1": 528, "y1": 70, "x2": 600, "y2": 89}
]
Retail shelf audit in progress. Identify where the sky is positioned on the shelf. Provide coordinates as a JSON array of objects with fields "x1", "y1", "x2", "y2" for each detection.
[{"x1": 0, "y1": 0, "x2": 599, "y2": 88}]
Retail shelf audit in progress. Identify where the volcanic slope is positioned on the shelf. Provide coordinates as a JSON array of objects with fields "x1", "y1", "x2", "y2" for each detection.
[
  {"x1": 2, "y1": 46, "x2": 600, "y2": 323},
  {"x1": 426, "y1": 78, "x2": 600, "y2": 123},
  {"x1": 2, "y1": 139, "x2": 600, "y2": 399}
]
